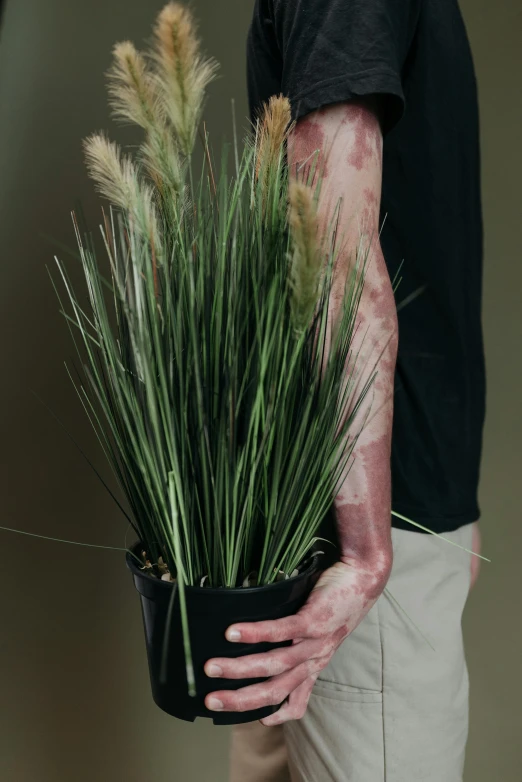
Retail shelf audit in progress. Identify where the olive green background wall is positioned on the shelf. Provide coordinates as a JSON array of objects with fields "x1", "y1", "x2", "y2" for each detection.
[{"x1": 0, "y1": 1, "x2": 519, "y2": 780}]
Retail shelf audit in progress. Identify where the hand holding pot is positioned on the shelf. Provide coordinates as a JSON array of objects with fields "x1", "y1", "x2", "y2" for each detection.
[{"x1": 204, "y1": 552, "x2": 391, "y2": 724}]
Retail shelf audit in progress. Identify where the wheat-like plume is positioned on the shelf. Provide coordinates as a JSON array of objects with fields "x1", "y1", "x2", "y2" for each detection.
[
  {"x1": 107, "y1": 41, "x2": 182, "y2": 201},
  {"x1": 255, "y1": 95, "x2": 293, "y2": 182},
  {"x1": 108, "y1": 41, "x2": 161, "y2": 129},
  {"x1": 153, "y1": 2, "x2": 218, "y2": 156},
  {"x1": 288, "y1": 181, "x2": 322, "y2": 334},
  {"x1": 84, "y1": 133, "x2": 160, "y2": 249}
]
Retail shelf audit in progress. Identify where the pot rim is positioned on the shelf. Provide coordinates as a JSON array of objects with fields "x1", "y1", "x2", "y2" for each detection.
[{"x1": 126, "y1": 541, "x2": 321, "y2": 595}]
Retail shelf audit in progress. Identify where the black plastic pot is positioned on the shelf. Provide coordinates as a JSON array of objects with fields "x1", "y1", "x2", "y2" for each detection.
[{"x1": 126, "y1": 543, "x2": 321, "y2": 725}]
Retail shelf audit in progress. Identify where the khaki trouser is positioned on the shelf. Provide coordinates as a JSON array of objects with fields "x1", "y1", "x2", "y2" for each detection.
[{"x1": 230, "y1": 523, "x2": 473, "y2": 782}]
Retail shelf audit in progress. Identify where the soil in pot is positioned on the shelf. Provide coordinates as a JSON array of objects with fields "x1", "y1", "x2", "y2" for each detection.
[{"x1": 126, "y1": 543, "x2": 321, "y2": 725}]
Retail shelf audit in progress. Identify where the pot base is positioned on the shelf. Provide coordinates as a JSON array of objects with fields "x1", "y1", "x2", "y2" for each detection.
[{"x1": 153, "y1": 689, "x2": 279, "y2": 725}]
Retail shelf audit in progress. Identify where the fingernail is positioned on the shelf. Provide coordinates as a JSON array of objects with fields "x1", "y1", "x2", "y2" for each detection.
[
  {"x1": 206, "y1": 664, "x2": 223, "y2": 677},
  {"x1": 207, "y1": 697, "x2": 224, "y2": 711},
  {"x1": 227, "y1": 629, "x2": 241, "y2": 641}
]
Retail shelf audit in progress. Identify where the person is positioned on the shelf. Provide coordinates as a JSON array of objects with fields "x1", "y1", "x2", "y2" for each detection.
[{"x1": 204, "y1": 1, "x2": 485, "y2": 779}]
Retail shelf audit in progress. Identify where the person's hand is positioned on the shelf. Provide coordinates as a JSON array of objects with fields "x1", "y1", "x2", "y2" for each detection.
[
  {"x1": 470, "y1": 521, "x2": 481, "y2": 590},
  {"x1": 204, "y1": 553, "x2": 391, "y2": 724}
]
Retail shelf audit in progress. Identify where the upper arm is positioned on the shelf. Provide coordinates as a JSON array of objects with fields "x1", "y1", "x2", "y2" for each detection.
[
  {"x1": 288, "y1": 100, "x2": 398, "y2": 469},
  {"x1": 288, "y1": 99, "x2": 384, "y2": 247}
]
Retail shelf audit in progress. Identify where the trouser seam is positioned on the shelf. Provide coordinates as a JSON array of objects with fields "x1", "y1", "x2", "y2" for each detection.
[{"x1": 377, "y1": 597, "x2": 387, "y2": 782}]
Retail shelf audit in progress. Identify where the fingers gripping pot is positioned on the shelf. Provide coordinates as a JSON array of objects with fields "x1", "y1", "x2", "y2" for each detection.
[{"x1": 126, "y1": 544, "x2": 321, "y2": 725}]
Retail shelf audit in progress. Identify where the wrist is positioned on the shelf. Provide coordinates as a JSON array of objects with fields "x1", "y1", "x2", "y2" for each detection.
[{"x1": 339, "y1": 544, "x2": 393, "y2": 591}]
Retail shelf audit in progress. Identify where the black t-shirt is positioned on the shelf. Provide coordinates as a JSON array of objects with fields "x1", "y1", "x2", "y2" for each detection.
[{"x1": 247, "y1": 0, "x2": 486, "y2": 534}]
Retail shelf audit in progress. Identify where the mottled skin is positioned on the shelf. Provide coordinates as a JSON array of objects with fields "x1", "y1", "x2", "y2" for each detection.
[{"x1": 204, "y1": 101, "x2": 479, "y2": 722}]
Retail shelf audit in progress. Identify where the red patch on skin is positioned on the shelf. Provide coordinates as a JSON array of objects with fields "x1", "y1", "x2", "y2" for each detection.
[
  {"x1": 369, "y1": 285, "x2": 394, "y2": 323},
  {"x1": 289, "y1": 113, "x2": 329, "y2": 180},
  {"x1": 345, "y1": 104, "x2": 380, "y2": 171},
  {"x1": 359, "y1": 187, "x2": 380, "y2": 233},
  {"x1": 363, "y1": 187, "x2": 378, "y2": 206},
  {"x1": 357, "y1": 204, "x2": 372, "y2": 235},
  {"x1": 335, "y1": 434, "x2": 393, "y2": 564},
  {"x1": 350, "y1": 573, "x2": 386, "y2": 602},
  {"x1": 330, "y1": 625, "x2": 350, "y2": 646}
]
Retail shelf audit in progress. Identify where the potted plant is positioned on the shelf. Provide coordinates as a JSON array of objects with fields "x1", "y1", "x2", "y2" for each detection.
[{"x1": 54, "y1": 2, "x2": 375, "y2": 725}]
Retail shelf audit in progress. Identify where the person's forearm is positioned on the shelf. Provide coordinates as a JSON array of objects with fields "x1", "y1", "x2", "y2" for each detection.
[
  {"x1": 288, "y1": 101, "x2": 398, "y2": 579},
  {"x1": 334, "y1": 256, "x2": 397, "y2": 582}
]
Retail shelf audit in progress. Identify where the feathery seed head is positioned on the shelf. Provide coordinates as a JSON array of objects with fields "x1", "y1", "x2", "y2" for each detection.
[
  {"x1": 83, "y1": 133, "x2": 160, "y2": 249},
  {"x1": 155, "y1": 4, "x2": 197, "y2": 73},
  {"x1": 255, "y1": 95, "x2": 293, "y2": 182},
  {"x1": 288, "y1": 181, "x2": 322, "y2": 334},
  {"x1": 84, "y1": 133, "x2": 134, "y2": 209},
  {"x1": 153, "y1": 2, "x2": 218, "y2": 155},
  {"x1": 108, "y1": 41, "x2": 160, "y2": 130}
]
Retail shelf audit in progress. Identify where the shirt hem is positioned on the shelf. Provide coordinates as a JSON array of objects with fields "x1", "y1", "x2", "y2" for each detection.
[
  {"x1": 391, "y1": 507, "x2": 481, "y2": 534},
  {"x1": 287, "y1": 68, "x2": 405, "y2": 135}
]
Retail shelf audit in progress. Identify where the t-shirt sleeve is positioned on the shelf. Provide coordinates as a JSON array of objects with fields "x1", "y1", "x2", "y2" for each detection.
[{"x1": 268, "y1": 0, "x2": 421, "y2": 134}]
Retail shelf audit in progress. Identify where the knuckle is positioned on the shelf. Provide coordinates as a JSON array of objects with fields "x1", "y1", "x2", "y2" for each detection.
[
  {"x1": 233, "y1": 665, "x2": 249, "y2": 680},
  {"x1": 266, "y1": 657, "x2": 287, "y2": 677},
  {"x1": 228, "y1": 690, "x2": 249, "y2": 712},
  {"x1": 230, "y1": 660, "x2": 251, "y2": 679},
  {"x1": 307, "y1": 624, "x2": 325, "y2": 640},
  {"x1": 247, "y1": 629, "x2": 261, "y2": 644},
  {"x1": 269, "y1": 686, "x2": 287, "y2": 705},
  {"x1": 236, "y1": 694, "x2": 253, "y2": 712}
]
